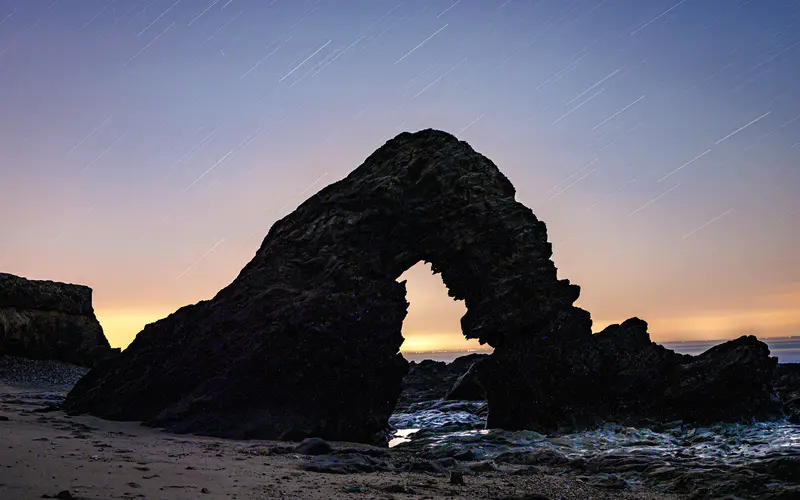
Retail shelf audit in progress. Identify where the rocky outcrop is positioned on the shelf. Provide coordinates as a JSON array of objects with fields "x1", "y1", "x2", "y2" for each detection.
[
  {"x1": 483, "y1": 320, "x2": 778, "y2": 432},
  {"x1": 396, "y1": 354, "x2": 488, "y2": 409},
  {"x1": 410, "y1": 328, "x2": 786, "y2": 425},
  {"x1": 588, "y1": 319, "x2": 779, "y2": 425},
  {"x1": 774, "y1": 363, "x2": 800, "y2": 423},
  {"x1": 0, "y1": 273, "x2": 118, "y2": 367},
  {"x1": 444, "y1": 358, "x2": 487, "y2": 401},
  {"x1": 63, "y1": 129, "x2": 780, "y2": 444}
]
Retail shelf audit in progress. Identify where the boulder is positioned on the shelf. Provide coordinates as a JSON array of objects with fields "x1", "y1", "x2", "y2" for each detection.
[
  {"x1": 396, "y1": 353, "x2": 488, "y2": 408},
  {"x1": 444, "y1": 359, "x2": 487, "y2": 401},
  {"x1": 294, "y1": 437, "x2": 333, "y2": 456},
  {"x1": 0, "y1": 273, "x2": 118, "y2": 367},
  {"x1": 773, "y1": 363, "x2": 800, "y2": 423},
  {"x1": 63, "y1": 129, "x2": 780, "y2": 443}
]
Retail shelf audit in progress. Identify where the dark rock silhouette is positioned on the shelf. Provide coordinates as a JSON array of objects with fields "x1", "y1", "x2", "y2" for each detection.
[
  {"x1": 0, "y1": 273, "x2": 118, "y2": 367},
  {"x1": 774, "y1": 363, "x2": 800, "y2": 423},
  {"x1": 293, "y1": 437, "x2": 333, "y2": 456},
  {"x1": 588, "y1": 320, "x2": 779, "y2": 425},
  {"x1": 410, "y1": 333, "x2": 791, "y2": 427},
  {"x1": 396, "y1": 353, "x2": 488, "y2": 409},
  {"x1": 63, "y1": 129, "x2": 779, "y2": 443},
  {"x1": 444, "y1": 358, "x2": 487, "y2": 401}
]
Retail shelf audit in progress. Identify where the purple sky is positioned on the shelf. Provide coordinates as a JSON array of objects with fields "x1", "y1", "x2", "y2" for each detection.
[{"x1": 1, "y1": 0, "x2": 799, "y2": 351}]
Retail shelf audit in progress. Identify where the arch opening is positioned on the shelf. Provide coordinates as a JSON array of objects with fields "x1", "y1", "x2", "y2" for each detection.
[
  {"x1": 396, "y1": 261, "x2": 490, "y2": 358},
  {"x1": 391, "y1": 261, "x2": 492, "y2": 443}
]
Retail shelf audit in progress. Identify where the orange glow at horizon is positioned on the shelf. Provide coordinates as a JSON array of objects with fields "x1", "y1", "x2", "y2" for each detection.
[
  {"x1": 94, "y1": 308, "x2": 178, "y2": 349},
  {"x1": 97, "y1": 263, "x2": 800, "y2": 352},
  {"x1": 2, "y1": 0, "x2": 799, "y2": 361}
]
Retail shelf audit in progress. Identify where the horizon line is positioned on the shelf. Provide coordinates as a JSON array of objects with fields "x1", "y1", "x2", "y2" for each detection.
[{"x1": 400, "y1": 334, "x2": 799, "y2": 354}]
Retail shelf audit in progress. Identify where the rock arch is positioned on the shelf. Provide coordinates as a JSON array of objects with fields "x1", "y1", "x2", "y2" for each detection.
[{"x1": 65, "y1": 129, "x2": 778, "y2": 444}]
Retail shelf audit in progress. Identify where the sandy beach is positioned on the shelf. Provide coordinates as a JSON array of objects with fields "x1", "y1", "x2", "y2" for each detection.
[{"x1": 0, "y1": 381, "x2": 683, "y2": 500}]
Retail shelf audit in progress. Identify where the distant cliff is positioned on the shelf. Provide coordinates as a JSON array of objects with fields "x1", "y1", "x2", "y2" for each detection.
[{"x1": 0, "y1": 273, "x2": 118, "y2": 367}]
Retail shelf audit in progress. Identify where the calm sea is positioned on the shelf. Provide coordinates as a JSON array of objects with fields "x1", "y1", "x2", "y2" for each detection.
[{"x1": 404, "y1": 336, "x2": 800, "y2": 364}]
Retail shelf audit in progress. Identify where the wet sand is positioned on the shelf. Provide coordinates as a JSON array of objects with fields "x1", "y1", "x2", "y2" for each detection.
[{"x1": 0, "y1": 383, "x2": 683, "y2": 500}]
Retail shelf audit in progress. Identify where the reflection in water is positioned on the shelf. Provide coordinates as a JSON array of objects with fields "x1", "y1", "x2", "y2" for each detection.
[{"x1": 388, "y1": 428, "x2": 420, "y2": 448}]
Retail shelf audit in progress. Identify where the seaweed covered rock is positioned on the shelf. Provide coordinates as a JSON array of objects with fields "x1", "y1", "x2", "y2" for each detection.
[
  {"x1": 0, "y1": 273, "x2": 118, "y2": 367},
  {"x1": 63, "y1": 129, "x2": 779, "y2": 443}
]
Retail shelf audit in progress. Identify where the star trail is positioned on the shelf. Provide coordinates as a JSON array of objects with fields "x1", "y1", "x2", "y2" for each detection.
[{"x1": 1, "y1": 0, "x2": 798, "y2": 351}]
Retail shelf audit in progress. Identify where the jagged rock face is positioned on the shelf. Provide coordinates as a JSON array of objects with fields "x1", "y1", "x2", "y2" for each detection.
[
  {"x1": 64, "y1": 129, "x2": 780, "y2": 443},
  {"x1": 0, "y1": 273, "x2": 118, "y2": 367}
]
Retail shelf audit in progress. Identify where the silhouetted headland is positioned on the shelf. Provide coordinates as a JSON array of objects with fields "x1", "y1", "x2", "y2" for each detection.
[{"x1": 0, "y1": 272, "x2": 119, "y2": 367}]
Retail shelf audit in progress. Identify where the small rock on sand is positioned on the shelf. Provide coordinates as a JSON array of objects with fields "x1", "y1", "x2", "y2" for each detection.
[
  {"x1": 294, "y1": 437, "x2": 333, "y2": 456},
  {"x1": 450, "y1": 471, "x2": 465, "y2": 485}
]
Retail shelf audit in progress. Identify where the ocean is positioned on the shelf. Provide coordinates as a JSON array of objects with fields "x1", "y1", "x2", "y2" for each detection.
[{"x1": 403, "y1": 336, "x2": 800, "y2": 363}]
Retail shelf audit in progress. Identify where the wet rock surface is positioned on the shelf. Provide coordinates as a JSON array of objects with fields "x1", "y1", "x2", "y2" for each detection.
[
  {"x1": 0, "y1": 273, "x2": 118, "y2": 367},
  {"x1": 64, "y1": 129, "x2": 781, "y2": 444},
  {"x1": 392, "y1": 416, "x2": 800, "y2": 500}
]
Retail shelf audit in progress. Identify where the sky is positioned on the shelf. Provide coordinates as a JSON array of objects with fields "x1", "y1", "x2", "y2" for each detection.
[{"x1": 1, "y1": 0, "x2": 799, "y2": 352}]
